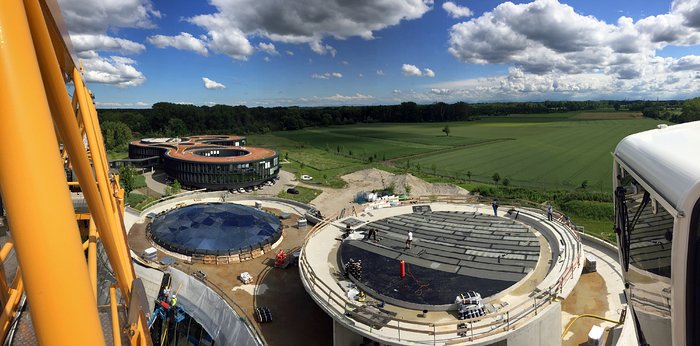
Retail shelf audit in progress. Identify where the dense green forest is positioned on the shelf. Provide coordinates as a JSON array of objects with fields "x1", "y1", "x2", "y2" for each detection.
[{"x1": 99, "y1": 98, "x2": 699, "y2": 152}]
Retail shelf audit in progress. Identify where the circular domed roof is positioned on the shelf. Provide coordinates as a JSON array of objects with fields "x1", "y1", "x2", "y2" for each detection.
[{"x1": 149, "y1": 203, "x2": 281, "y2": 256}]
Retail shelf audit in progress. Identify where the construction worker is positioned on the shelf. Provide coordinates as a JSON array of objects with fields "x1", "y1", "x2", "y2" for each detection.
[
  {"x1": 365, "y1": 228, "x2": 378, "y2": 241},
  {"x1": 162, "y1": 287, "x2": 170, "y2": 300},
  {"x1": 370, "y1": 228, "x2": 378, "y2": 241},
  {"x1": 170, "y1": 294, "x2": 177, "y2": 306}
]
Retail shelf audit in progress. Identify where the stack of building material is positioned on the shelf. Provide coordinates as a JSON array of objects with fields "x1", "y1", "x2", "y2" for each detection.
[
  {"x1": 143, "y1": 247, "x2": 157, "y2": 261},
  {"x1": 239, "y1": 272, "x2": 253, "y2": 284}
]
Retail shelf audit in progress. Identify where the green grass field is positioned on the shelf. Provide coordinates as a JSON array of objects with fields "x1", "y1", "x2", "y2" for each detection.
[
  {"x1": 405, "y1": 118, "x2": 658, "y2": 190},
  {"x1": 125, "y1": 193, "x2": 157, "y2": 211},
  {"x1": 253, "y1": 112, "x2": 662, "y2": 191},
  {"x1": 133, "y1": 175, "x2": 147, "y2": 189},
  {"x1": 575, "y1": 218, "x2": 616, "y2": 243},
  {"x1": 276, "y1": 186, "x2": 322, "y2": 204}
]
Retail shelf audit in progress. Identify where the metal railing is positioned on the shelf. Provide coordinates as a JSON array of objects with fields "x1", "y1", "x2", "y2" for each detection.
[{"x1": 137, "y1": 190, "x2": 311, "y2": 216}]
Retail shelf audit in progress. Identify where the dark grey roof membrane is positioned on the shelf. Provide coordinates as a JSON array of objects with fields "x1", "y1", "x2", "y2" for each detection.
[{"x1": 149, "y1": 203, "x2": 281, "y2": 256}]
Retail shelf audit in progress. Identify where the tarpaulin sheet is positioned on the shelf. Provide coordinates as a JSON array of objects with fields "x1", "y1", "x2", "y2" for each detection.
[{"x1": 169, "y1": 268, "x2": 261, "y2": 346}]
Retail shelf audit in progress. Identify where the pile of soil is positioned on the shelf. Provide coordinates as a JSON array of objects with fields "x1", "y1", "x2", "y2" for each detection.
[{"x1": 309, "y1": 168, "x2": 469, "y2": 216}]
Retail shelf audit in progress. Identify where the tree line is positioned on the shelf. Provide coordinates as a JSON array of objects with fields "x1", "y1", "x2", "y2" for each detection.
[{"x1": 100, "y1": 98, "x2": 700, "y2": 152}]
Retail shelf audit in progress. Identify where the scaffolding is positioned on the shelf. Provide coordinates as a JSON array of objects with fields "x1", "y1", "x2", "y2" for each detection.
[{"x1": 0, "y1": 0, "x2": 152, "y2": 344}]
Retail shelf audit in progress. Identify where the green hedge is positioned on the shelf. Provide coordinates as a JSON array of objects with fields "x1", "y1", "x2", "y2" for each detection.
[
  {"x1": 467, "y1": 184, "x2": 611, "y2": 205},
  {"x1": 125, "y1": 193, "x2": 149, "y2": 207},
  {"x1": 560, "y1": 200, "x2": 614, "y2": 220}
]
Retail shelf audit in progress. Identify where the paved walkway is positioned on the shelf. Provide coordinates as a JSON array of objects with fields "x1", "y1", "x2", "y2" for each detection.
[
  {"x1": 143, "y1": 170, "x2": 167, "y2": 195},
  {"x1": 143, "y1": 169, "x2": 297, "y2": 199},
  {"x1": 562, "y1": 236, "x2": 626, "y2": 345}
]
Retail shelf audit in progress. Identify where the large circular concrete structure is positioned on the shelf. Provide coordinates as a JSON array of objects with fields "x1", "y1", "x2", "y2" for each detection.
[
  {"x1": 147, "y1": 203, "x2": 282, "y2": 261},
  {"x1": 300, "y1": 202, "x2": 584, "y2": 345},
  {"x1": 129, "y1": 135, "x2": 279, "y2": 190},
  {"x1": 339, "y1": 210, "x2": 540, "y2": 309}
]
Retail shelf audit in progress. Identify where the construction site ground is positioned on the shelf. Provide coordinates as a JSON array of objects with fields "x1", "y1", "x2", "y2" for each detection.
[
  {"x1": 130, "y1": 167, "x2": 628, "y2": 345},
  {"x1": 128, "y1": 207, "x2": 332, "y2": 346}
]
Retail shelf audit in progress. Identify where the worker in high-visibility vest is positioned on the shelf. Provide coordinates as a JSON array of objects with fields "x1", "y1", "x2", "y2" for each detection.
[{"x1": 170, "y1": 295, "x2": 177, "y2": 306}]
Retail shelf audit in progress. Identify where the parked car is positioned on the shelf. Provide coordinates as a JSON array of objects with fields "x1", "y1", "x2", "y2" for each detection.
[
  {"x1": 287, "y1": 188, "x2": 300, "y2": 194},
  {"x1": 301, "y1": 175, "x2": 313, "y2": 181},
  {"x1": 238, "y1": 188, "x2": 246, "y2": 193}
]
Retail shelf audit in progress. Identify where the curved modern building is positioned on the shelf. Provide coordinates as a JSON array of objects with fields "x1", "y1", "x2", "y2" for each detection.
[{"x1": 129, "y1": 135, "x2": 279, "y2": 190}]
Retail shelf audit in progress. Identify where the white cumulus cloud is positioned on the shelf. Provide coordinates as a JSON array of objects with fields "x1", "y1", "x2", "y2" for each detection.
[
  {"x1": 58, "y1": 0, "x2": 159, "y2": 87},
  {"x1": 325, "y1": 93, "x2": 373, "y2": 101},
  {"x1": 58, "y1": 0, "x2": 160, "y2": 34},
  {"x1": 258, "y1": 42, "x2": 279, "y2": 55},
  {"x1": 71, "y1": 34, "x2": 145, "y2": 54},
  {"x1": 188, "y1": 19, "x2": 254, "y2": 60},
  {"x1": 442, "y1": 1, "x2": 473, "y2": 18},
  {"x1": 402, "y1": 64, "x2": 423, "y2": 76},
  {"x1": 376, "y1": 69, "x2": 385, "y2": 76},
  {"x1": 96, "y1": 101, "x2": 150, "y2": 108},
  {"x1": 147, "y1": 32, "x2": 208, "y2": 56},
  {"x1": 444, "y1": 0, "x2": 700, "y2": 99},
  {"x1": 311, "y1": 72, "x2": 343, "y2": 79},
  {"x1": 309, "y1": 40, "x2": 337, "y2": 57},
  {"x1": 81, "y1": 56, "x2": 145, "y2": 87},
  {"x1": 186, "y1": 0, "x2": 432, "y2": 59},
  {"x1": 202, "y1": 77, "x2": 226, "y2": 89},
  {"x1": 402, "y1": 64, "x2": 434, "y2": 77},
  {"x1": 423, "y1": 62, "x2": 700, "y2": 102},
  {"x1": 430, "y1": 88, "x2": 450, "y2": 94}
]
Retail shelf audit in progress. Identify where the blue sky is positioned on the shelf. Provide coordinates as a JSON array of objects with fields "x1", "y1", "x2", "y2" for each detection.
[{"x1": 57, "y1": 0, "x2": 700, "y2": 107}]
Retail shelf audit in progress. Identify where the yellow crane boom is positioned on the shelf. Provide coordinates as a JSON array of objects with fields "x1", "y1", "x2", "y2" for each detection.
[{"x1": 0, "y1": 0, "x2": 152, "y2": 344}]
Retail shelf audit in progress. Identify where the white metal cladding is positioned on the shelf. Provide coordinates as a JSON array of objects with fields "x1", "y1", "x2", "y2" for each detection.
[{"x1": 615, "y1": 121, "x2": 700, "y2": 210}]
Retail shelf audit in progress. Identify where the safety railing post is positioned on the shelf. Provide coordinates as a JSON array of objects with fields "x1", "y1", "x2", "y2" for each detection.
[
  {"x1": 534, "y1": 296, "x2": 538, "y2": 315},
  {"x1": 397, "y1": 320, "x2": 400, "y2": 341},
  {"x1": 470, "y1": 320, "x2": 473, "y2": 341}
]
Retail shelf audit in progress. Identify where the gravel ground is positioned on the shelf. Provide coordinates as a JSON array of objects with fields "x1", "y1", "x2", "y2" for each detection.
[{"x1": 304, "y1": 168, "x2": 469, "y2": 217}]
